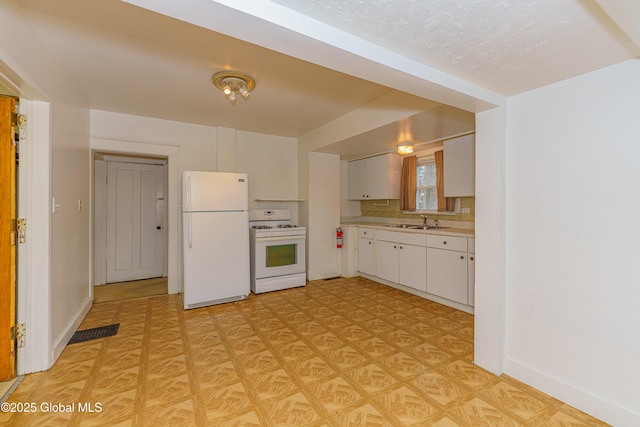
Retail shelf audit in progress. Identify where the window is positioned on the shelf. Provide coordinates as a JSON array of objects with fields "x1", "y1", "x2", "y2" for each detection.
[{"x1": 416, "y1": 156, "x2": 437, "y2": 211}]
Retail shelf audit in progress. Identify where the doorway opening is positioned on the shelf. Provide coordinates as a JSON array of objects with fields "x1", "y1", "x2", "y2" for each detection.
[{"x1": 93, "y1": 152, "x2": 169, "y2": 302}]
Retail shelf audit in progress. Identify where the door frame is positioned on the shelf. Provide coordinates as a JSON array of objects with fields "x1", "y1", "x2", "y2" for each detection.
[
  {"x1": 90, "y1": 139, "x2": 180, "y2": 294},
  {"x1": 17, "y1": 100, "x2": 51, "y2": 375},
  {"x1": 0, "y1": 67, "x2": 53, "y2": 375}
]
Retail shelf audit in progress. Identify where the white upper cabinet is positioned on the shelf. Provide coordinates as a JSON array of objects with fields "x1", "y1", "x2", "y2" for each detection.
[
  {"x1": 348, "y1": 153, "x2": 402, "y2": 200},
  {"x1": 444, "y1": 134, "x2": 475, "y2": 197}
]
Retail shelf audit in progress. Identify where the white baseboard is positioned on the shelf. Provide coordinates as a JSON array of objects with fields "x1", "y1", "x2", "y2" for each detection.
[
  {"x1": 51, "y1": 296, "x2": 93, "y2": 366},
  {"x1": 504, "y1": 358, "x2": 639, "y2": 427}
]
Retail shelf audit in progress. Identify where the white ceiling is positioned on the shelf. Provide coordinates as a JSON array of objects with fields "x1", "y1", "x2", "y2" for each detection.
[
  {"x1": 14, "y1": 0, "x2": 639, "y2": 159},
  {"x1": 270, "y1": 0, "x2": 639, "y2": 96}
]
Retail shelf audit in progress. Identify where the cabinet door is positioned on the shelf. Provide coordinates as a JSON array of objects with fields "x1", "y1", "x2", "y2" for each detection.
[
  {"x1": 467, "y1": 253, "x2": 475, "y2": 307},
  {"x1": 376, "y1": 240, "x2": 398, "y2": 283},
  {"x1": 398, "y1": 244, "x2": 427, "y2": 292},
  {"x1": 427, "y1": 248, "x2": 468, "y2": 304},
  {"x1": 358, "y1": 237, "x2": 375, "y2": 275},
  {"x1": 366, "y1": 154, "x2": 401, "y2": 199},
  {"x1": 348, "y1": 159, "x2": 368, "y2": 200},
  {"x1": 366, "y1": 154, "x2": 390, "y2": 199},
  {"x1": 443, "y1": 134, "x2": 475, "y2": 197}
]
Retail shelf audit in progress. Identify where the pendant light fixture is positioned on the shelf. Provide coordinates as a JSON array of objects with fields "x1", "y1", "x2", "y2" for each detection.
[{"x1": 212, "y1": 71, "x2": 256, "y2": 103}]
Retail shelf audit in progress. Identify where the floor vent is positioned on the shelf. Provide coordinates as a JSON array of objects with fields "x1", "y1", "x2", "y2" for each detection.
[{"x1": 68, "y1": 324, "x2": 119, "y2": 345}]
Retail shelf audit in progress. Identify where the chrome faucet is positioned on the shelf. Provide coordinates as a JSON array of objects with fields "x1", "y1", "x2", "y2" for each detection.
[{"x1": 420, "y1": 215, "x2": 428, "y2": 228}]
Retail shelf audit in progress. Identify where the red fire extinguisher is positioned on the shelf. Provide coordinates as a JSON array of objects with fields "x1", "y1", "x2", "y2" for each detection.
[{"x1": 336, "y1": 227, "x2": 343, "y2": 248}]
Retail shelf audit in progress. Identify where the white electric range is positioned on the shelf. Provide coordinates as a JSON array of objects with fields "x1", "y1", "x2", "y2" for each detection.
[{"x1": 249, "y1": 209, "x2": 306, "y2": 294}]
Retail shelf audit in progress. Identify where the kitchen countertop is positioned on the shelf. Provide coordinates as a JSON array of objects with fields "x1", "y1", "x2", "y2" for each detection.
[{"x1": 340, "y1": 221, "x2": 475, "y2": 238}]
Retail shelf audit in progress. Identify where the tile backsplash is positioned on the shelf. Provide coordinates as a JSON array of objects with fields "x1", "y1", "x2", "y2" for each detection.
[{"x1": 360, "y1": 197, "x2": 475, "y2": 222}]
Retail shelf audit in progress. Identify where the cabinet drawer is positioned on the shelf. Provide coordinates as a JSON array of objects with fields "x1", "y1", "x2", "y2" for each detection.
[
  {"x1": 376, "y1": 230, "x2": 427, "y2": 246},
  {"x1": 427, "y1": 235, "x2": 467, "y2": 251},
  {"x1": 359, "y1": 228, "x2": 375, "y2": 238},
  {"x1": 468, "y1": 238, "x2": 475, "y2": 253}
]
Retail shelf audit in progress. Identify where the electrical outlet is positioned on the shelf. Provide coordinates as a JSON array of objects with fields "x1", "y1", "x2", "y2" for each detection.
[{"x1": 461, "y1": 207, "x2": 471, "y2": 214}]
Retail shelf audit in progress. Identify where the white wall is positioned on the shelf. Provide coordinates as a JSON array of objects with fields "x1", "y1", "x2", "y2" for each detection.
[
  {"x1": 0, "y1": 0, "x2": 91, "y2": 370},
  {"x1": 504, "y1": 59, "x2": 640, "y2": 426},
  {"x1": 90, "y1": 111, "x2": 302, "y2": 290},
  {"x1": 340, "y1": 161, "x2": 361, "y2": 218},
  {"x1": 90, "y1": 110, "x2": 218, "y2": 171},
  {"x1": 473, "y1": 106, "x2": 507, "y2": 374},
  {"x1": 235, "y1": 130, "x2": 300, "y2": 221},
  {"x1": 307, "y1": 152, "x2": 341, "y2": 280}
]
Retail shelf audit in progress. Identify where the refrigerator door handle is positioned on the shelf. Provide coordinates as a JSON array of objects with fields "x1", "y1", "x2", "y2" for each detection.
[
  {"x1": 187, "y1": 176, "x2": 193, "y2": 248},
  {"x1": 187, "y1": 175, "x2": 192, "y2": 212},
  {"x1": 187, "y1": 213, "x2": 193, "y2": 248}
]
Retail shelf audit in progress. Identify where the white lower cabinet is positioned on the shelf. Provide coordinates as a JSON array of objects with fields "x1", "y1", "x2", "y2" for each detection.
[
  {"x1": 427, "y1": 248, "x2": 468, "y2": 304},
  {"x1": 468, "y1": 238, "x2": 475, "y2": 306},
  {"x1": 376, "y1": 240, "x2": 398, "y2": 283},
  {"x1": 375, "y1": 230, "x2": 427, "y2": 292},
  {"x1": 398, "y1": 244, "x2": 427, "y2": 292},
  {"x1": 426, "y1": 235, "x2": 468, "y2": 305},
  {"x1": 358, "y1": 228, "x2": 376, "y2": 276},
  {"x1": 356, "y1": 226, "x2": 474, "y2": 309}
]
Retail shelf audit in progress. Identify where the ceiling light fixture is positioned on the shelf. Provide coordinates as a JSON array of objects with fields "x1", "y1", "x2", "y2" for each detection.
[
  {"x1": 396, "y1": 142, "x2": 414, "y2": 155},
  {"x1": 212, "y1": 71, "x2": 255, "y2": 103}
]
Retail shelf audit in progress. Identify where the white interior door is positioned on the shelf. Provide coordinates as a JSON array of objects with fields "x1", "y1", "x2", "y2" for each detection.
[{"x1": 106, "y1": 161, "x2": 164, "y2": 283}]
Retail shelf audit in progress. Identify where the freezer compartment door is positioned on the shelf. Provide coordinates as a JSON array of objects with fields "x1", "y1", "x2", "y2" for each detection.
[
  {"x1": 183, "y1": 211, "x2": 249, "y2": 308},
  {"x1": 183, "y1": 171, "x2": 248, "y2": 212}
]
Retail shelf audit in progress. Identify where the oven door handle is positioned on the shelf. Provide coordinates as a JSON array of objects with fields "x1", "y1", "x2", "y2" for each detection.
[{"x1": 256, "y1": 235, "x2": 305, "y2": 243}]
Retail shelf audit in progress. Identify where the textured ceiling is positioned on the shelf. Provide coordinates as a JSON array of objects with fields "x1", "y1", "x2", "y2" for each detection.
[{"x1": 270, "y1": 0, "x2": 639, "y2": 95}]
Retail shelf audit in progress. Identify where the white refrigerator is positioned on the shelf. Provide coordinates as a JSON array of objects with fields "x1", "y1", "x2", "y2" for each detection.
[{"x1": 182, "y1": 171, "x2": 250, "y2": 309}]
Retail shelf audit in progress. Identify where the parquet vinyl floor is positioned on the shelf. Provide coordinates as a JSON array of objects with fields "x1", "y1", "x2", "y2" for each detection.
[{"x1": 0, "y1": 277, "x2": 609, "y2": 426}]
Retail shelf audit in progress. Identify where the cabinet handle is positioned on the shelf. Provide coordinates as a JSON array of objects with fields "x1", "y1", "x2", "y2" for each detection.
[
  {"x1": 470, "y1": 256, "x2": 474, "y2": 261},
  {"x1": 368, "y1": 241, "x2": 372, "y2": 245},
  {"x1": 399, "y1": 246, "x2": 403, "y2": 249},
  {"x1": 460, "y1": 255, "x2": 464, "y2": 260},
  {"x1": 393, "y1": 245, "x2": 397, "y2": 249},
  {"x1": 443, "y1": 241, "x2": 447, "y2": 245}
]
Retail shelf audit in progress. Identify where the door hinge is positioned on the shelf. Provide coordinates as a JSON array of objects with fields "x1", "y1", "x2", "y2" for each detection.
[
  {"x1": 16, "y1": 113, "x2": 27, "y2": 142},
  {"x1": 16, "y1": 218, "x2": 26, "y2": 244},
  {"x1": 10, "y1": 323, "x2": 26, "y2": 349}
]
